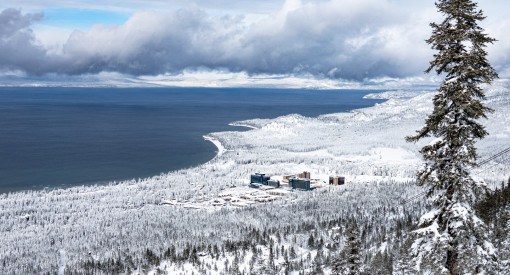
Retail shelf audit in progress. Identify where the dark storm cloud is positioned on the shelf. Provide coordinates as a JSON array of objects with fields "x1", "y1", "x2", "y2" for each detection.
[
  {"x1": 0, "y1": 9, "x2": 48, "y2": 74},
  {"x1": 0, "y1": 0, "x2": 508, "y2": 81}
]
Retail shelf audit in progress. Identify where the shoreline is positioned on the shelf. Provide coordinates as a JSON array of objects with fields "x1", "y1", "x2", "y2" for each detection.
[
  {"x1": 203, "y1": 135, "x2": 226, "y2": 157},
  {"x1": 0, "y1": 90, "x2": 402, "y2": 195},
  {"x1": 0, "y1": 87, "x2": 391, "y2": 194},
  {"x1": 228, "y1": 122, "x2": 259, "y2": 129}
]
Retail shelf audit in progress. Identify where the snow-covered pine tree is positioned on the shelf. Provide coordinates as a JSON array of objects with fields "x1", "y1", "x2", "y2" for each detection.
[
  {"x1": 393, "y1": 237, "x2": 414, "y2": 275},
  {"x1": 332, "y1": 221, "x2": 363, "y2": 275},
  {"x1": 406, "y1": 0, "x2": 498, "y2": 274}
]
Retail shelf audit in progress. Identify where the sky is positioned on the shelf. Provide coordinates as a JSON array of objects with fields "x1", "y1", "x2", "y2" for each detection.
[{"x1": 0, "y1": 0, "x2": 509, "y2": 86}]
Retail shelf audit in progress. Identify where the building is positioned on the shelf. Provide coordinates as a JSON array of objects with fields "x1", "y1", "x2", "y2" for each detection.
[
  {"x1": 267, "y1": 179, "x2": 280, "y2": 188},
  {"x1": 250, "y1": 173, "x2": 280, "y2": 188},
  {"x1": 298, "y1": 171, "x2": 311, "y2": 179},
  {"x1": 289, "y1": 178, "x2": 313, "y2": 190},
  {"x1": 329, "y1": 176, "x2": 346, "y2": 185},
  {"x1": 284, "y1": 171, "x2": 311, "y2": 182},
  {"x1": 251, "y1": 173, "x2": 270, "y2": 185},
  {"x1": 282, "y1": 175, "x2": 294, "y2": 182}
]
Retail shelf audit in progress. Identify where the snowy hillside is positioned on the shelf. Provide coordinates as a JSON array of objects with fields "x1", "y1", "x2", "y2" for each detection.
[{"x1": 0, "y1": 81, "x2": 509, "y2": 274}]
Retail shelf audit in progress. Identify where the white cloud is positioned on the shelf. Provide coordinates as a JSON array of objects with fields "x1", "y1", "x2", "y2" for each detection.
[{"x1": 0, "y1": 0, "x2": 509, "y2": 82}]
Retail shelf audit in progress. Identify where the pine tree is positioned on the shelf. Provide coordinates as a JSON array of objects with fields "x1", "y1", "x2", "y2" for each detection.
[
  {"x1": 406, "y1": 0, "x2": 498, "y2": 274},
  {"x1": 332, "y1": 221, "x2": 363, "y2": 275},
  {"x1": 308, "y1": 234, "x2": 315, "y2": 248},
  {"x1": 393, "y1": 237, "x2": 414, "y2": 275}
]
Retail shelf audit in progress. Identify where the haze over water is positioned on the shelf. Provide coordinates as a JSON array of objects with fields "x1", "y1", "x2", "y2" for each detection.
[{"x1": 0, "y1": 87, "x2": 384, "y2": 193}]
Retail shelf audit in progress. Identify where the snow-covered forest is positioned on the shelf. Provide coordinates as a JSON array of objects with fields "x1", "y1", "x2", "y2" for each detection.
[{"x1": 1, "y1": 81, "x2": 510, "y2": 274}]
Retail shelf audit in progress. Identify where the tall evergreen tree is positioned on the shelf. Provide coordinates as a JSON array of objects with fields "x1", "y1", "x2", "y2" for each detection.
[
  {"x1": 406, "y1": 0, "x2": 498, "y2": 274},
  {"x1": 332, "y1": 221, "x2": 363, "y2": 275}
]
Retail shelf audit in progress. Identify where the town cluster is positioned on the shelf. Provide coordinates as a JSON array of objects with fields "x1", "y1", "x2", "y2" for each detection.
[{"x1": 250, "y1": 171, "x2": 345, "y2": 191}]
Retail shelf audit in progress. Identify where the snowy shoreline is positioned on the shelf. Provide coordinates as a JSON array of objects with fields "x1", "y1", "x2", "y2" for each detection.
[
  {"x1": 203, "y1": 122, "x2": 262, "y2": 159},
  {"x1": 228, "y1": 122, "x2": 259, "y2": 129},
  {"x1": 203, "y1": 135, "x2": 227, "y2": 157}
]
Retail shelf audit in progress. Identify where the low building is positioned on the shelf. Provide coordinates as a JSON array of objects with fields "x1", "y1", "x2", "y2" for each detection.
[
  {"x1": 283, "y1": 175, "x2": 294, "y2": 182},
  {"x1": 267, "y1": 179, "x2": 280, "y2": 188},
  {"x1": 284, "y1": 171, "x2": 310, "y2": 182},
  {"x1": 251, "y1": 173, "x2": 270, "y2": 185},
  {"x1": 289, "y1": 178, "x2": 314, "y2": 190},
  {"x1": 329, "y1": 176, "x2": 346, "y2": 185},
  {"x1": 298, "y1": 171, "x2": 311, "y2": 179}
]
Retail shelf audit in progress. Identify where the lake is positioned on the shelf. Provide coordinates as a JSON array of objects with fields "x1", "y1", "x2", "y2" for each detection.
[{"x1": 0, "y1": 87, "x2": 385, "y2": 193}]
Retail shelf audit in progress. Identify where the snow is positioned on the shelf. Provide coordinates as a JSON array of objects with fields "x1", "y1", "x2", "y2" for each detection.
[
  {"x1": 379, "y1": 241, "x2": 388, "y2": 253},
  {"x1": 369, "y1": 147, "x2": 419, "y2": 163},
  {"x1": 203, "y1": 135, "x2": 226, "y2": 157},
  {"x1": 58, "y1": 250, "x2": 66, "y2": 275},
  {"x1": 228, "y1": 122, "x2": 259, "y2": 130},
  {"x1": 419, "y1": 209, "x2": 440, "y2": 226},
  {"x1": 450, "y1": 203, "x2": 471, "y2": 225},
  {"x1": 1, "y1": 81, "x2": 510, "y2": 273},
  {"x1": 428, "y1": 137, "x2": 443, "y2": 146},
  {"x1": 363, "y1": 90, "x2": 428, "y2": 100}
]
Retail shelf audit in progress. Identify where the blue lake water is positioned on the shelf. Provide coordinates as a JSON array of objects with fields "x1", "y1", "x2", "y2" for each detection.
[{"x1": 0, "y1": 87, "x2": 385, "y2": 193}]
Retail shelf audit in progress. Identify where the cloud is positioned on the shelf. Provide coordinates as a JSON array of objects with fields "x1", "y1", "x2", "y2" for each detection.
[
  {"x1": 235, "y1": 0, "x2": 431, "y2": 79},
  {"x1": 57, "y1": 9, "x2": 246, "y2": 75},
  {"x1": 1, "y1": 0, "x2": 510, "y2": 81},
  {"x1": 0, "y1": 9, "x2": 47, "y2": 74}
]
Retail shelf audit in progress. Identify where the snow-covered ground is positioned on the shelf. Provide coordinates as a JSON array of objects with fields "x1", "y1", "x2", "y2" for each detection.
[{"x1": 1, "y1": 81, "x2": 509, "y2": 274}]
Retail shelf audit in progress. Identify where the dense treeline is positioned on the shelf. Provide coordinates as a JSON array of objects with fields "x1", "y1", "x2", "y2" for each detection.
[
  {"x1": 476, "y1": 177, "x2": 510, "y2": 271},
  {"x1": 1, "y1": 179, "x2": 426, "y2": 274},
  {"x1": 63, "y1": 181, "x2": 422, "y2": 274}
]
